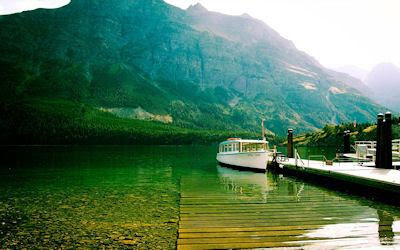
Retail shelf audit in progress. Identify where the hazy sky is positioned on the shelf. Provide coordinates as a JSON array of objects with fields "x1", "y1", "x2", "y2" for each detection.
[
  {"x1": 0, "y1": 0, "x2": 70, "y2": 14},
  {"x1": 1, "y1": 0, "x2": 399, "y2": 70},
  {"x1": 165, "y1": 0, "x2": 400, "y2": 70}
]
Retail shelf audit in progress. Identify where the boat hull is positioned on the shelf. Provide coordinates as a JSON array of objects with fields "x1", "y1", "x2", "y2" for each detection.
[{"x1": 217, "y1": 151, "x2": 269, "y2": 172}]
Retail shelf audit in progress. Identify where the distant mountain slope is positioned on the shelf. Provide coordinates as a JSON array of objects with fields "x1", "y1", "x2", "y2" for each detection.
[
  {"x1": 324, "y1": 68, "x2": 372, "y2": 97},
  {"x1": 0, "y1": 0, "x2": 386, "y2": 135},
  {"x1": 335, "y1": 65, "x2": 369, "y2": 82},
  {"x1": 365, "y1": 63, "x2": 400, "y2": 112}
]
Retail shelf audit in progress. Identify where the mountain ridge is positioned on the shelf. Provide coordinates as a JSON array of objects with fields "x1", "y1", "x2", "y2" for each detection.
[{"x1": 0, "y1": 0, "x2": 386, "y2": 137}]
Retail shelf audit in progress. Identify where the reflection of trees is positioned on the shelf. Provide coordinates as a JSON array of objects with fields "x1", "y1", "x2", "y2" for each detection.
[{"x1": 377, "y1": 210, "x2": 394, "y2": 245}]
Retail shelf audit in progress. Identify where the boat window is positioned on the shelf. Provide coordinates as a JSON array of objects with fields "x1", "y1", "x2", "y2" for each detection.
[
  {"x1": 238, "y1": 142, "x2": 268, "y2": 152},
  {"x1": 243, "y1": 143, "x2": 251, "y2": 152},
  {"x1": 233, "y1": 143, "x2": 238, "y2": 152}
]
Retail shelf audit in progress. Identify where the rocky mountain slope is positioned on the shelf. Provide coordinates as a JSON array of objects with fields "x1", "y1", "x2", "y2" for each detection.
[{"x1": 0, "y1": 0, "x2": 385, "y2": 135}]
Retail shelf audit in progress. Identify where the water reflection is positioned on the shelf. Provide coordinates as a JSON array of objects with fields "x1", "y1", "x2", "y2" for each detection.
[
  {"x1": 217, "y1": 165, "x2": 276, "y2": 194},
  {"x1": 2, "y1": 146, "x2": 400, "y2": 249},
  {"x1": 378, "y1": 210, "x2": 394, "y2": 244},
  {"x1": 207, "y1": 164, "x2": 400, "y2": 248}
]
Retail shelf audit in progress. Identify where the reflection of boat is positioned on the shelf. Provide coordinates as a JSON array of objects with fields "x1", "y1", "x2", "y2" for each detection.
[
  {"x1": 216, "y1": 165, "x2": 275, "y2": 193},
  {"x1": 216, "y1": 138, "x2": 270, "y2": 172}
]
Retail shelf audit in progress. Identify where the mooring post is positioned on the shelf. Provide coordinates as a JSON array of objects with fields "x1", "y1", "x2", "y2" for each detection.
[
  {"x1": 295, "y1": 148, "x2": 298, "y2": 166},
  {"x1": 261, "y1": 118, "x2": 266, "y2": 141},
  {"x1": 344, "y1": 130, "x2": 350, "y2": 153},
  {"x1": 287, "y1": 129, "x2": 294, "y2": 158},
  {"x1": 376, "y1": 113, "x2": 384, "y2": 168},
  {"x1": 383, "y1": 112, "x2": 392, "y2": 169}
]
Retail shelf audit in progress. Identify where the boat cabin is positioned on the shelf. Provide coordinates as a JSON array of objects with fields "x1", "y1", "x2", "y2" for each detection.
[{"x1": 219, "y1": 139, "x2": 269, "y2": 153}]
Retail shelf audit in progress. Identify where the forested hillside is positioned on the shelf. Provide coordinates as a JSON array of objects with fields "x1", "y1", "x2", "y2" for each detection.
[{"x1": 1, "y1": 98, "x2": 281, "y2": 145}]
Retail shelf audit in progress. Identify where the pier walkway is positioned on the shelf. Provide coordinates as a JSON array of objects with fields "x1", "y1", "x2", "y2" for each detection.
[{"x1": 276, "y1": 158, "x2": 400, "y2": 194}]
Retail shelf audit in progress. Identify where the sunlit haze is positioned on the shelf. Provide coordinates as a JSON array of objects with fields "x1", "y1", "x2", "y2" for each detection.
[
  {"x1": 165, "y1": 0, "x2": 400, "y2": 71},
  {"x1": 1, "y1": 0, "x2": 400, "y2": 70}
]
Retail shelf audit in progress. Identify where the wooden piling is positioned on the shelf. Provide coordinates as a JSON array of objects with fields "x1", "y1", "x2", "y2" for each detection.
[
  {"x1": 344, "y1": 130, "x2": 350, "y2": 153},
  {"x1": 262, "y1": 119, "x2": 266, "y2": 141},
  {"x1": 383, "y1": 112, "x2": 392, "y2": 169},
  {"x1": 287, "y1": 129, "x2": 293, "y2": 158},
  {"x1": 376, "y1": 114, "x2": 384, "y2": 169}
]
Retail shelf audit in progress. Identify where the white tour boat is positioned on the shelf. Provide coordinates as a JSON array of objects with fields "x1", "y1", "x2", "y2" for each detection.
[{"x1": 216, "y1": 138, "x2": 270, "y2": 172}]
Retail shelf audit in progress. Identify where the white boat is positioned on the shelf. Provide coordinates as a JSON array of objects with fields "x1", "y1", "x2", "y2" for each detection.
[{"x1": 216, "y1": 138, "x2": 270, "y2": 172}]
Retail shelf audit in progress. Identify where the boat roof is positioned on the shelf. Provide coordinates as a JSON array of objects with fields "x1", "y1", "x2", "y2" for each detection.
[{"x1": 219, "y1": 139, "x2": 269, "y2": 145}]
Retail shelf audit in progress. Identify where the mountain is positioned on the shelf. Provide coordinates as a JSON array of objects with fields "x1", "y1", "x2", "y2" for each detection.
[
  {"x1": 335, "y1": 65, "x2": 369, "y2": 82},
  {"x1": 0, "y1": 0, "x2": 386, "y2": 137},
  {"x1": 365, "y1": 62, "x2": 400, "y2": 112},
  {"x1": 324, "y1": 68, "x2": 372, "y2": 97}
]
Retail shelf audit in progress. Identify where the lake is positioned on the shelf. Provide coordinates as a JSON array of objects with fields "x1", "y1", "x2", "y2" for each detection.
[{"x1": 1, "y1": 146, "x2": 400, "y2": 248}]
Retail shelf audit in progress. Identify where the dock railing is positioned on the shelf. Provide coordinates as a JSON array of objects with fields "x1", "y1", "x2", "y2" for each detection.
[
  {"x1": 308, "y1": 155, "x2": 328, "y2": 167},
  {"x1": 334, "y1": 153, "x2": 371, "y2": 166},
  {"x1": 355, "y1": 141, "x2": 377, "y2": 148},
  {"x1": 393, "y1": 139, "x2": 400, "y2": 159},
  {"x1": 294, "y1": 149, "x2": 305, "y2": 169},
  {"x1": 355, "y1": 140, "x2": 400, "y2": 159}
]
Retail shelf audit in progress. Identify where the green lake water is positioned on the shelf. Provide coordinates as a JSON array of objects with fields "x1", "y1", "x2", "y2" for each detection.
[{"x1": 1, "y1": 146, "x2": 400, "y2": 249}]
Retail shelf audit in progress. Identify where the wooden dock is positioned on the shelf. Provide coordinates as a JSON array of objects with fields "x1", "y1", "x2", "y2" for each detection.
[
  {"x1": 177, "y1": 167, "x2": 397, "y2": 249},
  {"x1": 275, "y1": 158, "x2": 400, "y2": 194}
]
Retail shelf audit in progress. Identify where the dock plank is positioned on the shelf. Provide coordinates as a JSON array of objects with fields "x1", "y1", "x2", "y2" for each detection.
[
  {"x1": 180, "y1": 206, "x2": 369, "y2": 214},
  {"x1": 179, "y1": 229, "x2": 328, "y2": 238},
  {"x1": 177, "y1": 241, "x2": 301, "y2": 250},
  {"x1": 179, "y1": 224, "x2": 321, "y2": 233},
  {"x1": 177, "y1": 167, "x2": 390, "y2": 249},
  {"x1": 177, "y1": 235, "x2": 368, "y2": 245},
  {"x1": 178, "y1": 218, "x2": 382, "y2": 229}
]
